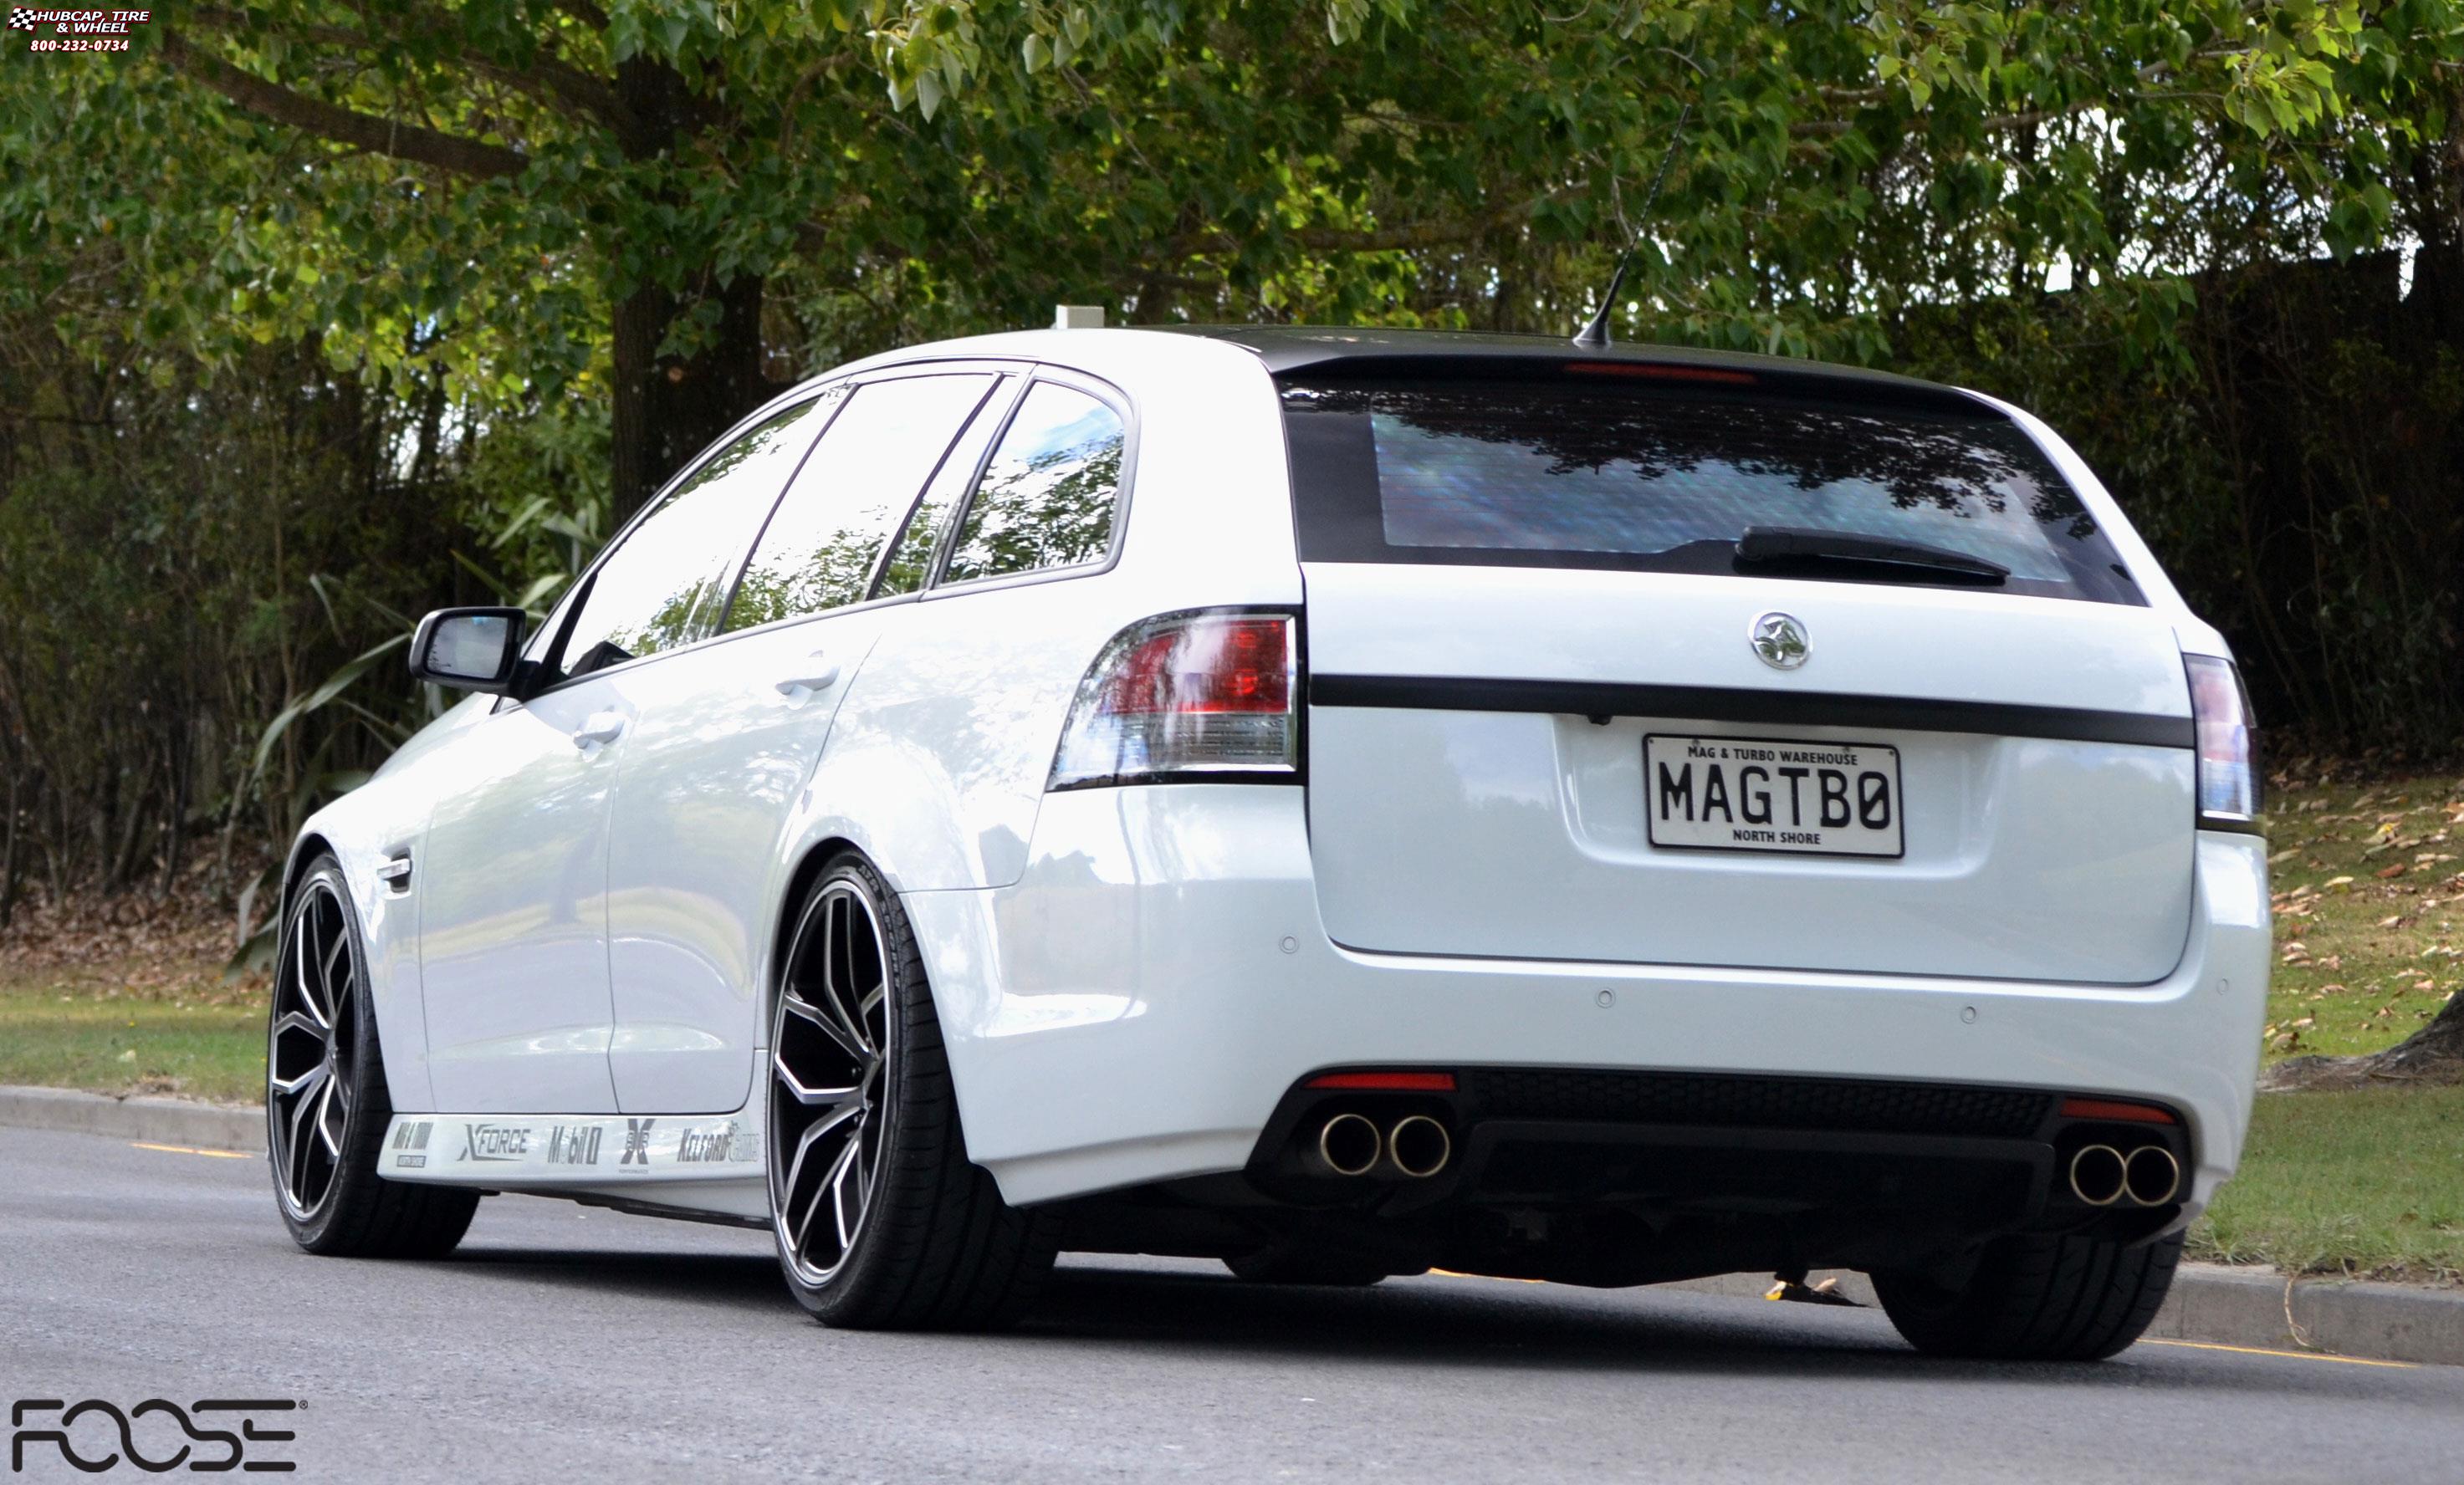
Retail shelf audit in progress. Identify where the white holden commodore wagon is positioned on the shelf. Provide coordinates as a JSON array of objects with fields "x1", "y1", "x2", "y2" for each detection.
[{"x1": 268, "y1": 326, "x2": 2267, "y2": 1360}]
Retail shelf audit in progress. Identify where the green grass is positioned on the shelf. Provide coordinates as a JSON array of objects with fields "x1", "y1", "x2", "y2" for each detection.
[
  {"x1": 2191, "y1": 1086, "x2": 2464, "y2": 1283},
  {"x1": 2262, "y1": 773, "x2": 2464, "y2": 1062},
  {"x1": 0, "y1": 962, "x2": 267, "y2": 1105}
]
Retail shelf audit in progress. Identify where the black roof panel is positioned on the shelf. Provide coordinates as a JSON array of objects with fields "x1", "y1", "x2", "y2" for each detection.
[{"x1": 1153, "y1": 324, "x2": 1966, "y2": 404}]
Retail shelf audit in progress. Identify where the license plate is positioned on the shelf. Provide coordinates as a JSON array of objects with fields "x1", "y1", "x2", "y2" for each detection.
[{"x1": 1644, "y1": 734, "x2": 1904, "y2": 859}]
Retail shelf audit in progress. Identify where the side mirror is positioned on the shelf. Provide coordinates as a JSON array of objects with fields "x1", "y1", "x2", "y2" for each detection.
[{"x1": 409, "y1": 608, "x2": 527, "y2": 695}]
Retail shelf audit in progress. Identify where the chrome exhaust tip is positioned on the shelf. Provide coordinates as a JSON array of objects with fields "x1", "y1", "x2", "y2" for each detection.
[
  {"x1": 2124, "y1": 1145, "x2": 2182, "y2": 1207},
  {"x1": 1316, "y1": 1113, "x2": 1382, "y2": 1177},
  {"x1": 2068, "y1": 1145, "x2": 2127, "y2": 1207},
  {"x1": 1387, "y1": 1115, "x2": 1452, "y2": 1179}
]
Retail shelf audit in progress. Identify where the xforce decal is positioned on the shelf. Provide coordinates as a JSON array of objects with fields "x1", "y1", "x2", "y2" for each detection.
[{"x1": 458, "y1": 1124, "x2": 532, "y2": 1162}]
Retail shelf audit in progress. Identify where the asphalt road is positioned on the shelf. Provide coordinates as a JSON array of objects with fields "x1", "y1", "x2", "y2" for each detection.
[{"x1": 6, "y1": 1125, "x2": 2461, "y2": 1483}]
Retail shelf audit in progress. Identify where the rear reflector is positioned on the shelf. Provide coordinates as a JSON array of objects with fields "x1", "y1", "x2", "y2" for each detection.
[
  {"x1": 1049, "y1": 610, "x2": 1298, "y2": 789},
  {"x1": 1306, "y1": 1071, "x2": 1457, "y2": 1092},
  {"x1": 2058, "y1": 1097, "x2": 2178, "y2": 1125}
]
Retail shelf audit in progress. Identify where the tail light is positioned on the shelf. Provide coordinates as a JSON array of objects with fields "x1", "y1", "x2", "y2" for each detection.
[
  {"x1": 1049, "y1": 610, "x2": 1300, "y2": 789},
  {"x1": 2185, "y1": 654, "x2": 2261, "y2": 829}
]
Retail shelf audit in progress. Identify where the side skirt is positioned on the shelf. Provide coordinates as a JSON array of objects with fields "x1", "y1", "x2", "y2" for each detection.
[{"x1": 375, "y1": 1110, "x2": 769, "y2": 1224}]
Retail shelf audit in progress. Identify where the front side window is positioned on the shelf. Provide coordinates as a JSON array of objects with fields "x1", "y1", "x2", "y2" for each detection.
[
  {"x1": 725, "y1": 373, "x2": 998, "y2": 632},
  {"x1": 555, "y1": 395, "x2": 834, "y2": 677},
  {"x1": 940, "y1": 382, "x2": 1127, "y2": 585}
]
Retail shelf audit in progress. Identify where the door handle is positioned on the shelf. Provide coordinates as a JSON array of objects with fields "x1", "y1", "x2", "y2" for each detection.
[
  {"x1": 571, "y1": 712, "x2": 627, "y2": 749},
  {"x1": 774, "y1": 660, "x2": 841, "y2": 701}
]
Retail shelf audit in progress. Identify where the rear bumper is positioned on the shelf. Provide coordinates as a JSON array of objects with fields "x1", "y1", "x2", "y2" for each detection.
[{"x1": 902, "y1": 785, "x2": 2268, "y2": 1214}]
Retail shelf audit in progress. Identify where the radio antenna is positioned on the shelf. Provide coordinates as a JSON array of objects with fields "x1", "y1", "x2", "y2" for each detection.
[{"x1": 1572, "y1": 101, "x2": 1693, "y2": 350}]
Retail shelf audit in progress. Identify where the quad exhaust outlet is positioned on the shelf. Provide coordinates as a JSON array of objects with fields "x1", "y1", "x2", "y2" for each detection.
[
  {"x1": 1309, "y1": 1112, "x2": 1455, "y2": 1179},
  {"x1": 1387, "y1": 1115, "x2": 1452, "y2": 1179},
  {"x1": 2067, "y1": 1143, "x2": 2180, "y2": 1208},
  {"x1": 1316, "y1": 1113, "x2": 1382, "y2": 1177}
]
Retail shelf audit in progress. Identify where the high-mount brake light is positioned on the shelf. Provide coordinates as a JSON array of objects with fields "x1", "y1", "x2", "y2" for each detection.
[
  {"x1": 1048, "y1": 610, "x2": 1299, "y2": 790},
  {"x1": 1564, "y1": 361, "x2": 1756, "y2": 386},
  {"x1": 2185, "y1": 655, "x2": 2261, "y2": 829}
]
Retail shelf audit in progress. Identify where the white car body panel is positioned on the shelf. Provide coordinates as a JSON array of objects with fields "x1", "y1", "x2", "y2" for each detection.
[
  {"x1": 905, "y1": 785, "x2": 2270, "y2": 1212},
  {"x1": 1300, "y1": 566, "x2": 2198, "y2": 982},
  {"x1": 284, "y1": 326, "x2": 2265, "y2": 1250},
  {"x1": 600, "y1": 607, "x2": 889, "y2": 1113},
  {"x1": 375, "y1": 1106, "x2": 769, "y2": 1222},
  {"x1": 414, "y1": 677, "x2": 629, "y2": 1112}
]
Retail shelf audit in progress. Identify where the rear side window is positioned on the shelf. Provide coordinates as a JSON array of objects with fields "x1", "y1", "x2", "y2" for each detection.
[
  {"x1": 723, "y1": 372, "x2": 998, "y2": 632},
  {"x1": 872, "y1": 376, "x2": 1015, "y2": 599},
  {"x1": 941, "y1": 382, "x2": 1126, "y2": 585},
  {"x1": 1279, "y1": 373, "x2": 2143, "y2": 605},
  {"x1": 556, "y1": 395, "x2": 833, "y2": 677}
]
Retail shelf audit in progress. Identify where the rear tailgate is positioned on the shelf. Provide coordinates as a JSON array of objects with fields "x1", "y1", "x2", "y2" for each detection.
[{"x1": 1286, "y1": 363, "x2": 2197, "y2": 985}]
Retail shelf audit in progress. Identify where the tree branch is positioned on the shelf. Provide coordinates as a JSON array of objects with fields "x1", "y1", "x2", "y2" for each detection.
[
  {"x1": 192, "y1": 5, "x2": 643, "y2": 145},
  {"x1": 1153, "y1": 209, "x2": 1525, "y2": 260},
  {"x1": 160, "y1": 33, "x2": 530, "y2": 181}
]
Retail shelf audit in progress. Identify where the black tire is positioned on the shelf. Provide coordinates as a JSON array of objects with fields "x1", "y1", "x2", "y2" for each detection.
[
  {"x1": 269, "y1": 856, "x2": 479, "y2": 1258},
  {"x1": 1873, "y1": 1230, "x2": 2184, "y2": 1361},
  {"x1": 768, "y1": 853, "x2": 1059, "y2": 1329},
  {"x1": 1224, "y1": 1249, "x2": 1405, "y2": 1287}
]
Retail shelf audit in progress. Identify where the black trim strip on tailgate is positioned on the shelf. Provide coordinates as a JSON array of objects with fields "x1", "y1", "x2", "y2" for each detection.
[{"x1": 1310, "y1": 676, "x2": 2194, "y2": 749}]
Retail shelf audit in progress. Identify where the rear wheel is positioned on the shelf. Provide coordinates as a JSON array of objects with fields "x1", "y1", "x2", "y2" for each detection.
[
  {"x1": 1873, "y1": 1230, "x2": 2184, "y2": 1360},
  {"x1": 268, "y1": 857, "x2": 478, "y2": 1257},
  {"x1": 767, "y1": 854, "x2": 1059, "y2": 1329}
]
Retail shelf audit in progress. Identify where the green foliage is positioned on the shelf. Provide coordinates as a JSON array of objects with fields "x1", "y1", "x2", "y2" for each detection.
[{"x1": 2, "y1": 0, "x2": 2461, "y2": 924}]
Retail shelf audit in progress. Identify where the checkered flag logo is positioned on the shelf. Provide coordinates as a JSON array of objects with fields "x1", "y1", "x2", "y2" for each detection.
[{"x1": 8, "y1": 9, "x2": 42, "y2": 29}]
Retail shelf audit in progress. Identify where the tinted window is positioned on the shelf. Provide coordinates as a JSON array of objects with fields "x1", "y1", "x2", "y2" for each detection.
[
  {"x1": 555, "y1": 397, "x2": 835, "y2": 676},
  {"x1": 1280, "y1": 375, "x2": 2142, "y2": 605},
  {"x1": 725, "y1": 374, "x2": 997, "y2": 631},
  {"x1": 941, "y1": 383, "x2": 1126, "y2": 585},
  {"x1": 873, "y1": 377, "x2": 1015, "y2": 599}
]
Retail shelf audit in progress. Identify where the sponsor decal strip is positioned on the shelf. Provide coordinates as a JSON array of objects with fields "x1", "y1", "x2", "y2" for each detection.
[{"x1": 377, "y1": 1113, "x2": 759, "y2": 1181}]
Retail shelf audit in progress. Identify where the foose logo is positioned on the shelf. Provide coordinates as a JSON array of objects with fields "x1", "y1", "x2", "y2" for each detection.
[{"x1": 10, "y1": 1399, "x2": 297, "y2": 1473}]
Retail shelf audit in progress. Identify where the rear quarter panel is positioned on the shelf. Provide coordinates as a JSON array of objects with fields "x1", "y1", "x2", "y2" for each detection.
[{"x1": 792, "y1": 339, "x2": 1303, "y2": 897}]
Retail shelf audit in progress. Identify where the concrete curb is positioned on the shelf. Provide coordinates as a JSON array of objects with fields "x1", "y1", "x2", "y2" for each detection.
[
  {"x1": 1672, "y1": 1262, "x2": 2464, "y2": 1367},
  {"x1": 0, "y1": 1084, "x2": 266, "y2": 1154},
  {"x1": 4, "y1": 1084, "x2": 2457, "y2": 1366}
]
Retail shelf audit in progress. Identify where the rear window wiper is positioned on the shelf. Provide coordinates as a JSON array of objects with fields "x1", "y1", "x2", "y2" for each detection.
[{"x1": 1733, "y1": 525, "x2": 2009, "y2": 586}]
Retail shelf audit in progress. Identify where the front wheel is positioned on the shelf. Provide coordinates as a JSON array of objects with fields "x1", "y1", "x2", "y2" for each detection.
[
  {"x1": 268, "y1": 857, "x2": 478, "y2": 1257},
  {"x1": 1873, "y1": 1230, "x2": 2184, "y2": 1361},
  {"x1": 766, "y1": 854, "x2": 1058, "y2": 1329}
]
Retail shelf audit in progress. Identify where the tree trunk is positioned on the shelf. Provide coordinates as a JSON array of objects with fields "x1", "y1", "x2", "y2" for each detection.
[
  {"x1": 609, "y1": 271, "x2": 768, "y2": 524},
  {"x1": 156, "y1": 727, "x2": 188, "y2": 901},
  {"x1": 1, "y1": 763, "x2": 20, "y2": 931},
  {"x1": 605, "y1": 55, "x2": 767, "y2": 527},
  {"x1": 2260, "y1": 988, "x2": 2464, "y2": 1091}
]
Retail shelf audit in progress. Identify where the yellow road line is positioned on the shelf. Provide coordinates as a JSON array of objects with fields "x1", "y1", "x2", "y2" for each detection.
[
  {"x1": 131, "y1": 1141, "x2": 254, "y2": 1161},
  {"x1": 2140, "y1": 1338, "x2": 2416, "y2": 1369}
]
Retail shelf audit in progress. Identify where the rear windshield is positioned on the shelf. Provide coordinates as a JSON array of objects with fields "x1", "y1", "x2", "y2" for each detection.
[{"x1": 1278, "y1": 373, "x2": 2144, "y2": 605}]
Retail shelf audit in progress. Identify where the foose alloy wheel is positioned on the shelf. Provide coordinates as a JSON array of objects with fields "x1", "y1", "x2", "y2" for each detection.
[
  {"x1": 268, "y1": 857, "x2": 478, "y2": 1257},
  {"x1": 767, "y1": 855, "x2": 1058, "y2": 1329}
]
